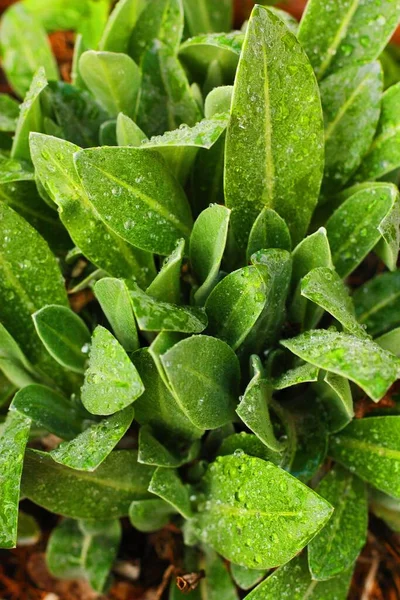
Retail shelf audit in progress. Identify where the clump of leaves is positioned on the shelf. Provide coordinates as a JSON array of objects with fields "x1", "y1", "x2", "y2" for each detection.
[{"x1": 0, "y1": 0, "x2": 400, "y2": 597}]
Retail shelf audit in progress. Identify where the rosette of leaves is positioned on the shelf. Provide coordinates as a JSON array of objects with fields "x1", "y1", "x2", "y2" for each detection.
[{"x1": 0, "y1": 0, "x2": 400, "y2": 597}]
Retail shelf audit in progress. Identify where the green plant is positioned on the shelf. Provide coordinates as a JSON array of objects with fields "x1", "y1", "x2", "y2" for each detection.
[{"x1": 0, "y1": 0, "x2": 400, "y2": 597}]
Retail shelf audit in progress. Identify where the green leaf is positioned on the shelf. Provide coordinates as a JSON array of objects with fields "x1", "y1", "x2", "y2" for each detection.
[
  {"x1": 148, "y1": 331, "x2": 184, "y2": 386},
  {"x1": 0, "y1": 94, "x2": 20, "y2": 132},
  {"x1": 94, "y1": 278, "x2": 139, "y2": 353},
  {"x1": 377, "y1": 327, "x2": 400, "y2": 357},
  {"x1": 11, "y1": 68, "x2": 47, "y2": 161},
  {"x1": 289, "y1": 227, "x2": 332, "y2": 328},
  {"x1": 17, "y1": 511, "x2": 40, "y2": 546},
  {"x1": 43, "y1": 81, "x2": 109, "y2": 148},
  {"x1": 190, "y1": 204, "x2": 230, "y2": 305},
  {"x1": 0, "y1": 179, "x2": 69, "y2": 253},
  {"x1": 146, "y1": 239, "x2": 184, "y2": 304},
  {"x1": 237, "y1": 363, "x2": 284, "y2": 453},
  {"x1": 79, "y1": 51, "x2": 141, "y2": 118},
  {"x1": 204, "y1": 85, "x2": 233, "y2": 119},
  {"x1": 225, "y1": 6, "x2": 324, "y2": 249},
  {"x1": 129, "y1": 0, "x2": 183, "y2": 62},
  {"x1": 47, "y1": 518, "x2": 121, "y2": 593},
  {"x1": 71, "y1": 34, "x2": 88, "y2": 90},
  {"x1": 33, "y1": 305, "x2": 91, "y2": 374},
  {"x1": 100, "y1": 119, "x2": 117, "y2": 146},
  {"x1": 50, "y1": 406, "x2": 135, "y2": 471},
  {"x1": 354, "y1": 270, "x2": 400, "y2": 337},
  {"x1": 192, "y1": 454, "x2": 333, "y2": 569},
  {"x1": 0, "y1": 4, "x2": 58, "y2": 97},
  {"x1": 161, "y1": 335, "x2": 240, "y2": 429},
  {"x1": 301, "y1": 267, "x2": 366, "y2": 337},
  {"x1": 136, "y1": 42, "x2": 201, "y2": 138},
  {"x1": 0, "y1": 202, "x2": 69, "y2": 382},
  {"x1": 149, "y1": 467, "x2": 193, "y2": 518},
  {"x1": 141, "y1": 114, "x2": 229, "y2": 184},
  {"x1": 330, "y1": 416, "x2": 400, "y2": 499},
  {"x1": 239, "y1": 250, "x2": 292, "y2": 357},
  {"x1": 273, "y1": 363, "x2": 319, "y2": 390},
  {"x1": 0, "y1": 323, "x2": 38, "y2": 388},
  {"x1": 326, "y1": 183, "x2": 399, "y2": 278},
  {"x1": 138, "y1": 425, "x2": 199, "y2": 468},
  {"x1": 132, "y1": 348, "x2": 204, "y2": 443},
  {"x1": 298, "y1": 0, "x2": 400, "y2": 80},
  {"x1": 182, "y1": 0, "x2": 232, "y2": 36},
  {"x1": 374, "y1": 192, "x2": 400, "y2": 272},
  {"x1": 129, "y1": 498, "x2": 176, "y2": 532},
  {"x1": 230, "y1": 564, "x2": 267, "y2": 592},
  {"x1": 200, "y1": 547, "x2": 239, "y2": 600},
  {"x1": 205, "y1": 266, "x2": 267, "y2": 351},
  {"x1": 281, "y1": 330, "x2": 400, "y2": 402},
  {"x1": 116, "y1": 112, "x2": 147, "y2": 146},
  {"x1": 320, "y1": 62, "x2": 383, "y2": 194},
  {"x1": 30, "y1": 134, "x2": 156, "y2": 286},
  {"x1": 81, "y1": 325, "x2": 144, "y2": 415},
  {"x1": 308, "y1": 465, "x2": 367, "y2": 581},
  {"x1": 99, "y1": 0, "x2": 146, "y2": 53},
  {"x1": 355, "y1": 82, "x2": 400, "y2": 182},
  {"x1": 218, "y1": 432, "x2": 282, "y2": 465},
  {"x1": 244, "y1": 553, "x2": 353, "y2": 600},
  {"x1": 0, "y1": 156, "x2": 34, "y2": 183},
  {"x1": 246, "y1": 208, "x2": 291, "y2": 261},
  {"x1": 370, "y1": 489, "x2": 400, "y2": 533},
  {"x1": 179, "y1": 32, "x2": 243, "y2": 84},
  {"x1": 0, "y1": 410, "x2": 31, "y2": 548},
  {"x1": 130, "y1": 285, "x2": 207, "y2": 333},
  {"x1": 11, "y1": 384, "x2": 84, "y2": 440},
  {"x1": 21, "y1": 449, "x2": 154, "y2": 519},
  {"x1": 74, "y1": 146, "x2": 193, "y2": 255},
  {"x1": 314, "y1": 371, "x2": 354, "y2": 434}
]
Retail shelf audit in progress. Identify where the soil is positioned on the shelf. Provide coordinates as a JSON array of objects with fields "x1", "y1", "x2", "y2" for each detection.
[{"x1": 0, "y1": 0, "x2": 399, "y2": 598}]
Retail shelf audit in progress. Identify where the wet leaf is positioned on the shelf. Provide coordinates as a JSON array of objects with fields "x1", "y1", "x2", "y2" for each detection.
[
  {"x1": 205, "y1": 266, "x2": 266, "y2": 351},
  {"x1": 301, "y1": 267, "x2": 366, "y2": 337},
  {"x1": 377, "y1": 327, "x2": 400, "y2": 357},
  {"x1": 149, "y1": 467, "x2": 193, "y2": 518},
  {"x1": 132, "y1": 348, "x2": 204, "y2": 443},
  {"x1": 244, "y1": 553, "x2": 353, "y2": 600},
  {"x1": 80, "y1": 51, "x2": 141, "y2": 118},
  {"x1": 136, "y1": 42, "x2": 201, "y2": 138},
  {"x1": 355, "y1": 82, "x2": 400, "y2": 182},
  {"x1": 308, "y1": 465, "x2": 367, "y2": 581},
  {"x1": 298, "y1": 0, "x2": 400, "y2": 80},
  {"x1": 329, "y1": 416, "x2": 400, "y2": 499},
  {"x1": 326, "y1": 183, "x2": 399, "y2": 278},
  {"x1": 33, "y1": 305, "x2": 91, "y2": 374},
  {"x1": 81, "y1": 326, "x2": 144, "y2": 416},
  {"x1": 21, "y1": 449, "x2": 154, "y2": 519},
  {"x1": 75, "y1": 146, "x2": 193, "y2": 255},
  {"x1": 0, "y1": 94, "x2": 20, "y2": 131},
  {"x1": 225, "y1": 6, "x2": 324, "y2": 249},
  {"x1": 200, "y1": 547, "x2": 239, "y2": 600},
  {"x1": 116, "y1": 112, "x2": 147, "y2": 146},
  {"x1": 30, "y1": 134, "x2": 156, "y2": 286},
  {"x1": 130, "y1": 284, "x2": 207, "y2": 333},
  {"x1": 0, "y1": 410, "x2": 31, "y2": 548},
  {"x1": 161, "y1": 335, "x2": 240, "y2": 429},
  {"x1": 320, "y1": 62, "x2": 383, "y2": 194},
  {"x1": 50, "y1": 406, "x2": 134, "y2": 471},
  {"x1": 192, "y1": 454, "x2": 333, "y2": 569},
  {"x1": 0, "y1": 323, "x2": 38, "y2": 388},
  {"x1": 138, "y1": 425, "x2": 199, "y2": 468},
  {"x1": 11, "y1": 68, "x2": 47, "y2": 161},
  {"x1": 282, "y1": 329, "x2": 400, "y2": 402}
]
